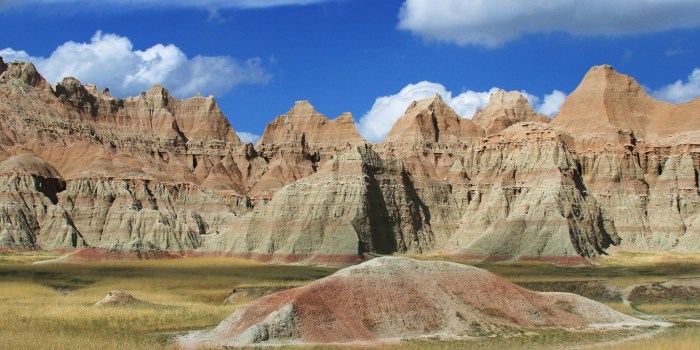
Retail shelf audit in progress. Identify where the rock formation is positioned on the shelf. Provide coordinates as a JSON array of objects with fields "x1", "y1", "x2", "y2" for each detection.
[
  {"x1": 250, "y1": 100, "x2": 364, "y2": 198},
  {"x1": 1, "y1": 56, "x2": 699, "y2": 262},
  {"x1": 552, "y1": 64, "x2": 700, "y2": 253},
  {"x1": 447, "y1": 123, "x2": 617, "y2": 261},
  {"x1": 181, "y1": 257, "x2": 651, "y2": 347},
  {"x1": 0, "y1": 154, "x2": 84, "y2": 249},
  {"x1": 95, "y1": 290, "x2": 149, "y2": 306},
  {"x1": 472, "y1": 90, "x2": 549, "y2": 135},
  {"x1": 384, "y1": 94, "x2": 483, "y2": 147}
]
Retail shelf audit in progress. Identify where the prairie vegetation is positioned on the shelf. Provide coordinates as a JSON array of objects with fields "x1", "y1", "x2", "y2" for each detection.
[
  {"x1": 0, "y1": 251, "x2": 698, "y2": 349},
  {"x1": 0, "y1": 252, "x2": 334, "y2": 350}
]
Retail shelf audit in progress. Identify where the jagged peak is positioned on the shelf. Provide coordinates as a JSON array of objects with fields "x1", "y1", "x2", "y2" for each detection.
[
  {"x1": 552, "y1": 65, "x2": 653, "y2": 133},
  {"x1": 257, "y1": 100, "x2": 363, "y2": 152},
  {"x1": 335, "y1": 111, "x2": 355, "y2": 123},
  {"x1": 592, "y1": 64, "x2": 614, "y2": 71},
  {"x1": 1, "y1": 60, "x2": 52, "y2": 91},
  {"x1": 384, "y1": 93, "x2": 483, "y2": 144},
  {"x1": 60, "y1": 76, "x2": 83, "y2": 86},
  {"x1": 144, "y1": 85, "x2": 170, "y2": 97},
  {"x1": 54, "y1": 77, "x2": 88, "y2": 96},
  {"x1": 133, "y1": 85, "x2": 172, "y2": 107},
  {"x1": 285, "y1": 99, "x2": 322, "y2": 117},
  {"x1": 405, "y1": 93, "x2": 448, "y2": 114},
  {"x1": 487, "y1": 90, "x2": 533, "y2": 110},
  {"x1": 470, "y1": 89, "x2": 547, "y2": 136},
  {"x1": 474, "y1": 89, "x2": 538, "y2": 119},
  {"x1": 577, "y1": 64, "x2": 647, "y2": 97}
]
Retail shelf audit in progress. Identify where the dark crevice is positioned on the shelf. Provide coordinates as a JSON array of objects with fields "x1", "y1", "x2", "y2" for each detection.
[
  {"x1": 362, "y1": 168, "x2": 397, "y2": 255},
  {"x1": 400, "y1": 170, "x2": 433, "y2": 250},
  {"x1": 171, "y1": 120, "x2": 188, "y2": 147},
  {"x1": 431, "y1": 112, "x2": 440, "y2": 143},
  {"x1": 33, "y1": 175, "x2": 64, "y2": 205}
]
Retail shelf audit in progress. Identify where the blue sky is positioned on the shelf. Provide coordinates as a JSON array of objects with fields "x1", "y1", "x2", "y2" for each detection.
[{"x1": 1, "y1": 0, "x2": 699, "y2": 142}]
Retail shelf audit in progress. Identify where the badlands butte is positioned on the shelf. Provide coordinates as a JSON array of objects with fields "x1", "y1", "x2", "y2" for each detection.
[{"x1": 1, "y1": 56, "x2": 699, "y2": 264}]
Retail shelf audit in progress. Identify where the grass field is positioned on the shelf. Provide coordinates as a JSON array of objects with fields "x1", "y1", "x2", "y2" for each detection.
[
  {"x1": 0, "y1": 251, "x2": 698, "y2": 349},
  {"x1": 0, "y1": 252, "x2": 335, "y2": 350}
]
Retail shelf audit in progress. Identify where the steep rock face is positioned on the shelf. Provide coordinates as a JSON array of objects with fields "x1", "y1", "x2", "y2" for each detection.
[
  {"x1": 183, "y1": 257, "x2": 649, "y2": 347},
  {"x1": 552, "y1": 65, "x2": 700, "y2": 253},
  {"x1": 374, "y1": 96, "x2": 477, "y2": 251},
  {"x1": 52, "y1": 79, "x2": 241, "y2": 154},
  {"x1": 448, "y1": 123, "x2": 617, "y2": 259},
  {"x1": 58, "y1": 178, "x2": 239, "y2": 251},
  {"x1": 0, "y1": 58, "x2": 252, "y2": 251},
  {"x1": 250, "y1": 101, "x2": 364, "y2": 198},
  {"x1": 257, "y1": 100, "x2": 363, "y2": 155},
  {"x1": 0, "y1": 155, "x2": 84, "y2": 249},
  {"x1": 472, "y1": 90, "x2": 549, "y2": 135},
  {"x1": 201, "y1": 145, "x2": 441, "y2": 260},
  {"x1": 379, "y1": 95, "x2": 481, "y2": 184}
]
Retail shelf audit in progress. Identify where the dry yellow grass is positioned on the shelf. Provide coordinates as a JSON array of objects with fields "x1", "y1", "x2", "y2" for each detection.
[
  {"x1": 0, "y1": 254, "x2": 335, "y2": 350},
  {"x1": 595, "y1": 252, "x2": 700, "y2": 287},
  {"x1": 598, "y1": 323, "x2": 700, "y2": 350},
  {"x1": 1, "y1": 251, "x2": 699, "y2": 349}
]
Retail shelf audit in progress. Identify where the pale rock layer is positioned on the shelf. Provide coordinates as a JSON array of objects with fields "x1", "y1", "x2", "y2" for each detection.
[{"x1": 1, "y1": 57, "x2": 699, "y2": 261}]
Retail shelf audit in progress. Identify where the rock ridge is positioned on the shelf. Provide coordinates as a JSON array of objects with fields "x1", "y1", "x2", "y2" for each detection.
[{"x1": 1, "y1": 57, "x2": 699, "y2": 262}]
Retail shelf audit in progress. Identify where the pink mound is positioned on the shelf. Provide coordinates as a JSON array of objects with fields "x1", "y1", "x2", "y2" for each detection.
[{"x1": 182, "y1": 257, "x2": 650, "y2": 348}]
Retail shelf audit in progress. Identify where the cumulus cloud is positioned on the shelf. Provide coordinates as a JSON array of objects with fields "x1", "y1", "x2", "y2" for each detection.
[
  {"x1": 398, "y1": 0, "x2": 700, "y2": 47},
  {"x1": 652, "y1": 68, "x2": 700, "y2": 103},
  {"x1": 537, "y1": 90, "x2": 567, "y2": 117},
  {"x1": 236, "y1": 131, "x2": 261, "y2": 144},
  {"x1": 0, "y1": 0, "x2": 332, "y2": 11},
  {"x1": 0, "y1": 31, "x2": 270, "y2": 98},
  {"x1": 357, "y1": 81, "x2": 567, "y2": 142}
]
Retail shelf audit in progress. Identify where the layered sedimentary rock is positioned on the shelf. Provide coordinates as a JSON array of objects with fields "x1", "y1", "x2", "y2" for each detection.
[
  {"x1": 182, "y1": 257, "x2": 650, "y2": 347},
  {"x1": 1, "y1": 56, "x2": 699, "y2": 262},
  {"x1": 0, "y1": 154, "x2": 84, "y2": 249},
  {"x1": 0, "y1": 60, "x2": 246, "y2": 252},
  {"x1": 551, "y1": 65, "x2": 700, "y2": 253},
  {"x1": 250, "y1": 101, "x2": 364, "y2": 198},
  {"x1": 202, "y1": 145, "x2": 442, "y2": 261},
  {"x1": 447, "y1": 123, "x2": 618, "y2": 260}
]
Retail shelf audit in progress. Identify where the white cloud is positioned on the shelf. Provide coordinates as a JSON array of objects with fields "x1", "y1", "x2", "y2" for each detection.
[
  {"x1": 0, "y1": 31, "x2": 270, "y2": 98},
  {"x1": 537, "y1": 90, "x2": 567, "y2": 117},
  {"x1": 652, "y1": 68, "x2": 700, "y2": 103},
  {"x1": 357, "y1": 81, "x2": 568, "y2": 142},
  {"x1": 236, "y1": 131, "x2": 261, "y2": 144},
  {"x1": 0, "y1": 48, "x2": 31, "y2": 62},
  {"x1": 398, "y1": 0, "x2": 700, "y2": 47},
  {"x1": 0, "y1": 0, "x2": 332, "y2": 11}
]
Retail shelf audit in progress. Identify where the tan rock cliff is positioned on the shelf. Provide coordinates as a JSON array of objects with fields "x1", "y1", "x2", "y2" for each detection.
[
  {"x1": 1, "y1": 57, "x2": 699, "y2": 262},
  {"x1": 472, "y1": 90, "x2": 549, "y2": 135}
]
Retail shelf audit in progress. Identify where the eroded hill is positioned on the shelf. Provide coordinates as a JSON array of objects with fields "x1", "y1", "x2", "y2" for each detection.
[{"x1": 1, "y1": 58, "x2": 698, "y2": 262}]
